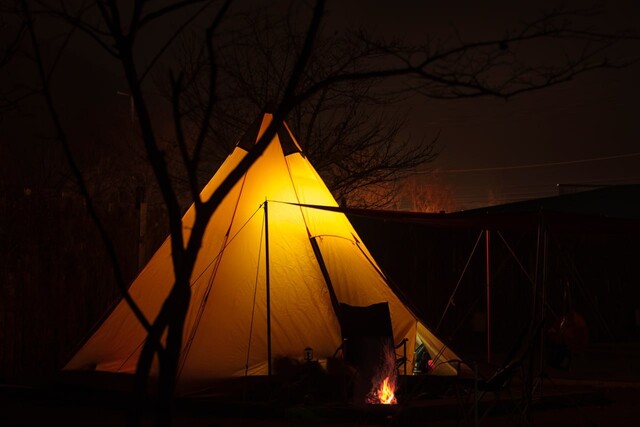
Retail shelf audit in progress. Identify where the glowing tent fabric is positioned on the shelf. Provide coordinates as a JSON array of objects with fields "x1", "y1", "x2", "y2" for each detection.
[{"x1": 64, "y1": 113, "x2": 463, "y2": 389}]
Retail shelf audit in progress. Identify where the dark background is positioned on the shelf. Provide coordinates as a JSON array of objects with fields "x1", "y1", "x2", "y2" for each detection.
[{"x1": 1, "y1": 0, "x2": 639, "y2": 382}]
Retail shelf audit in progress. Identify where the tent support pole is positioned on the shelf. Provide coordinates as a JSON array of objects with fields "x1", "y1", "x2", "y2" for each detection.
[
  {"x1": 437, "y1": 230, "x2": 484, "y2": 332},
  {"x1": 264, "y1": 200, "x2": 272, "y2": 377},
  {"x1": 538, "y1": 225, "x2": 548, "y2": 396},
  {"x1": 485, "y1": 229, "x2": 491, "y2": 364},
  {"x1": 524, "y1": 217, "x2": 544, "y2": 422}
]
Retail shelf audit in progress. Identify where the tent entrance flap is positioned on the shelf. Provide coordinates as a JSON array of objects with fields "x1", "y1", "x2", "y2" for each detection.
[{"x1": 309, "y1": 235, "x2": 342, "y2": 323}]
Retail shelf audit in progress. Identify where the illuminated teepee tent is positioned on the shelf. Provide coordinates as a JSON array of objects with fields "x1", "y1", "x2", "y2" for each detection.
[{"x1": 64, "y1": 113, "x2": 465, "y2": 391}]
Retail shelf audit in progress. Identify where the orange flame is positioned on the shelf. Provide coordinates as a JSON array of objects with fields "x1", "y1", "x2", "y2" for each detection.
[{"x1": 367, "y1": 376, "x2": 397, "y2": 405}]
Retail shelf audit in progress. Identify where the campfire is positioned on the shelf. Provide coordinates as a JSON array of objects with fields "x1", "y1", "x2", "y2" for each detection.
[
  {"x1": 365, "y1": 343, "x2": 398, "y2": 405},
  {"x1": 367, "y1": 375, "x2": 397, "y2": 405}
]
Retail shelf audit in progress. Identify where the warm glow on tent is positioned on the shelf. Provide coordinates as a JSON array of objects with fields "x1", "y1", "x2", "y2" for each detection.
[{"x1": 64, "y1": 113, "x2": 467, "y2": 393}]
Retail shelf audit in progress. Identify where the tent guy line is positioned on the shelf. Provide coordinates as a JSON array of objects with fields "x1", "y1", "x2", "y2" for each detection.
[{"x1": 420, "y1": 151, "x2": 640, "y2": 174}]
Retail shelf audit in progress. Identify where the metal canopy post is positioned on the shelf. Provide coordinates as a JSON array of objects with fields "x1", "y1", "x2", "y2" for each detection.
[{"x1": 486, "y1": 229, "x2": 491, "y2": 364}]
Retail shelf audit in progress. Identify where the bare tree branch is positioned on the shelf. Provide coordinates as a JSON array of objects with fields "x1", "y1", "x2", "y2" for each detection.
[
  {"x1": 293, "y1": 7, "x2": 638, "y2": 104},
  {"x1": 35, "y1": 2, "x2": 119, "y2": 57},
  {"x1": 194, "y1": 0, "x2": 327, "y2": 246},
  {"x1": 19, "y1": 0, "x2": 151, "y2": 333},
  {"x1": 190, "y1": 0, "x2": 232, "y2": 192},
  {"x1": 138, "y1": 0, "x2": 211, "y2": 29},
  {"x1": 12, "y1": 1, "x2": 639, "y2": 423},
  {"x1": 139, "y1": 0, "x2": 219, "y2": 83}
]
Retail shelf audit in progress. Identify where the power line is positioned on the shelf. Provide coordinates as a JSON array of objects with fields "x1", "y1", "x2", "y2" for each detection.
[
  {"x1": 448, "y1": 175, "x2": 640, "y2": 209},
  {"x1": 420, "y1": 151, "x2": 640, "y2": 174}
]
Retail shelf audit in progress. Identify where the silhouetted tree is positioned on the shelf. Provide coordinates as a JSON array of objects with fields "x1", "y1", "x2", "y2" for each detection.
[
  {"x1": 402, "y1": 174, "x2": 457, "y2": 213},
  {"x1": 10, "y1": 1, "x2": 638, "y2": 425},
  {"x1": 170, "y1": 7, "x2": 438, "y2": 207}
]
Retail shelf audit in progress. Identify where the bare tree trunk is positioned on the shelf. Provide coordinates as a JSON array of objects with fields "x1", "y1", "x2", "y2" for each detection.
[{"x1": 12, "y1": 2, "x2": 637, "y2": 426}]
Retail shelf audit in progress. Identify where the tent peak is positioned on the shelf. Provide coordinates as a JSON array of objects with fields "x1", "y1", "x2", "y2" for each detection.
[{"x1": 237, "y1": 113, "x2": 302, "y2": 156}]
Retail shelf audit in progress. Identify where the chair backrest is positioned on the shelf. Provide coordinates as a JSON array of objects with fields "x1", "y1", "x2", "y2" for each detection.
[
  {"x1": 339, "y1": 302, "x2": 393, "y2": 339},
  {"x1": 339, "y1": 302, "x2": 394, "y2": 369}
]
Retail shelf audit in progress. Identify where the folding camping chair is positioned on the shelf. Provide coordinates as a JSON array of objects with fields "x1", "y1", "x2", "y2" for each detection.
[
  {"x1": 459, "y1": 321, "x2": 544, "y2": 426},
  {"x1": 335, "y1": 302, "x2": 407, "y2": 402}
]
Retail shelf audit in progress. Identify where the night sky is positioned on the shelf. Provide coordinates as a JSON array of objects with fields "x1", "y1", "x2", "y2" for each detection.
[
  {"x1": 2, "y1": 2, "x2": 640, "y2": 420},
  {"x1": 334, "y1": 0, "x2": 640, "y2": 209},
  {"x1": 2, "y1": 0, "x2": 639, "y2": 210}
]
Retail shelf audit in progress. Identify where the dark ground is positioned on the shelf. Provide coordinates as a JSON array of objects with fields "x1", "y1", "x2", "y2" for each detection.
[
  {"x1": 1, "y1": 382, "x2": 639, "y2": 426},
  {"x1": 2, "y1": 343, "x2": 640, "y2": 426}
]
